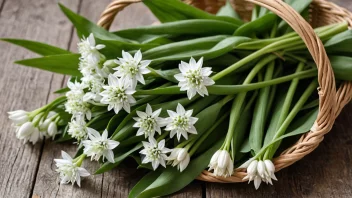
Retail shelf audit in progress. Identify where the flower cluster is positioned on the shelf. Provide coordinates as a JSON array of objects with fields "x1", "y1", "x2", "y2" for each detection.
[
  {"x1": 8, "y1": 110, "x2": 61, "y2": 144},
  {"x1": 241, "y1": 159, "x2": 277, "y2": 189},
  {"x1": 208, "y1": 150, "x2": 234, "y2": 177},
  {"x1": 134, "y1": 103, "x2": 198, "y2": 171}
]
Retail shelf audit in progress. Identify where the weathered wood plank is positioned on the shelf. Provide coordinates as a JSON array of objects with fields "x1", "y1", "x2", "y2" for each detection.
[
  {"x1": 32, "y1": 1, "x2": 203, "y2": 197},
  {"x1": 0, "y1": 0, "x2": 79, "y2": 197}
]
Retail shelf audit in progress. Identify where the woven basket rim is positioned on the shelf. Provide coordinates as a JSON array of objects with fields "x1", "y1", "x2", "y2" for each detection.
[{"x1": 97, "y1": 0, "x2": 352, "y2": 183}]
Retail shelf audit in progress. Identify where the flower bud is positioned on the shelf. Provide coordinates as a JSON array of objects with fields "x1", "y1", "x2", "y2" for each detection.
[
  {"x1": 257, "y1": 161, "x2": 266, "y2": 178},
  {"x1": 48, "y1": 122, "x2": 58, "y2": 137},
  {"x1": 247, "y1": 160, "x2": 258, "y2": 175},
  {"x1": 218, "y1": 150, "x2": 230, "y2": 169},
  {"x1": 264, "y1": 160, "x2": 275, "y2": 174},
  {"x1": 8, "y1": 110, "x2": 29, "y2": 124},
  {"x1": 17, "y1": 122, "x2": 35, "y2": 138},
  {"x1": 177, "y1": 148, "x2": 188, "y2": 161}
]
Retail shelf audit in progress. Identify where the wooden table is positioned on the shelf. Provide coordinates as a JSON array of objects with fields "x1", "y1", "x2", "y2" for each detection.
[{"x1": 1, "y1": 0, "x2": 352, "y2": 197}]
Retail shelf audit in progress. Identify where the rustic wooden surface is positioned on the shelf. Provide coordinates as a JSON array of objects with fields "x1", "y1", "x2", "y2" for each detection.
[{"x1": 0, "y1": 0, "x2": 351, "y2": 197}]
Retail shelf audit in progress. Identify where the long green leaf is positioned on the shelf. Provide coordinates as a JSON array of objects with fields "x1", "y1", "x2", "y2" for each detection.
[
  {"x1": 234, "y1": 13, "x2": 277, "y2": 37},
  {"x1": 15, "y1": 54, "x2": 81, "y2": 76},
  {"x1": 1, "y1": 38, "x2": 70, "y2": 56},
  {"x1": 143, "y1": 0, "x2": 243, "y2": 25},
  {"x1": 151, "y1": 36, "x2": 250, "y2": 65},
  {"x1": 115, "y1": 19, "x2": 239, "y2": 37}
]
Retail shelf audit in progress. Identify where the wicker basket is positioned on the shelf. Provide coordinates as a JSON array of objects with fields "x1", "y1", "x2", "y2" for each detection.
[{"x1": 97, "y1": 0, "x2": 352, "y2": 183}]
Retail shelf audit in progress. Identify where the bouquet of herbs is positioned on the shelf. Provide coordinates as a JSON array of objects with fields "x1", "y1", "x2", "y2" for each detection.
[{"x1": 5, "y1": 0, "x2": 352, "y2": 197}]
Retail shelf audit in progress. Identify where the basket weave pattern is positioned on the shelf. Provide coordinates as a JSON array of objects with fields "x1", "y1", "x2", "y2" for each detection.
[{"x1": 97, "y1": 0, "x2": 352, "y2": 183}]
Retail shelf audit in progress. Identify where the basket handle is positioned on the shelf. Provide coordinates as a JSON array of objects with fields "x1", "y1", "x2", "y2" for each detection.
[{"x1": 97, "y1": 0, "x2": 142, "y2": 30}]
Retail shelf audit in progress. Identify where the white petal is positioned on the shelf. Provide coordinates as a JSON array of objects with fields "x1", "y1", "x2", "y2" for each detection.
[
  {"x1": 134, "y1": 50, "x2": 142, "y2": 63},
  {"x1": 105, "y1": 150, "x2": 115, "y2": 163},
  {"x1": 61, "y1": 151, "x2": 73, "y2": 161},
  {"x1": 78, "y1": 167, "x2": 90, "y2": 177},
  {"x1": 196, "y1": 57, "x2": 204, "y2": 68},
  {"x1": 176, "y1": 103, "x2": 185, "y2": 115}
]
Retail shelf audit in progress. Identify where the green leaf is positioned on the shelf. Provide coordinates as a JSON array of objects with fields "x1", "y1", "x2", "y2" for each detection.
[
  {"x1": 143, "y1": 35, "x2": 227, "y2": 59},
  {"x1": 54, "y1": 87, "x2": 70, "y2": 94},
  {"x1": 328, "y1": 56, "x2": 352, "y2": 81},
  {"x1": 263, "y1": 90, "x2": 287, "y2": 146},
  {"x1": 128, "y1": 170, "x2": 163, "y2": 198},
  {"x1": 249, "y1": 62, "x2": 274, "y2": 154},
  {"x1": 86, "y1": 112, "x2": 114, "y2": 131},
  {"x1": 143, "y1": 0, "x2": 243, "y2": 25},
  {"x1": 95, "y1": 143, "x2": 143, "y2": 174},
  {"x1": 234, "y1": 13, "x2": 277, "y2": 37},
  {"x1": 15, "y1": 54, "x2": 81, "y2": 76},
  {"x1": 216, "y1": 1, "x2": 241, "y2": 20},
  {"x1": 278, "y1": 107, "x2": 318, "y2": 140},
  {"x1": 1, "y1": 38, "x2": 70, "y2": 56},
  {"x1": 151, "y1": 36, "x2": 250, "y2": 65},
  {"x1": 58, "y1": 3, "x2": 130, "y2": 42},
  {"x1": 279, "y1": 0, "x2": 312, "y2": 33},
  {"x1": 115, "y1": 20, "x2": 239, "y2": 38},
  {"x1": 240, "y1": 138, "x2": 250, "y2": 153},
  {"x1": 325, "y1": 30, "x2": 352, "y2": 56},
  {"x1": 129, "y1": 137, "x2": 224, "y2": 198}
]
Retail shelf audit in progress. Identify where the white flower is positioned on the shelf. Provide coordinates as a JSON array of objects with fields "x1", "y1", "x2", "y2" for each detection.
[
  {"x1": 140, "y1": 136, "x2": 171, "y2": 170},
  {"x1": 8, "y1": 110, "x2": 29, "y2": 125},
  {"x1": 100, "y1": 74, "x2": 136, "y2": 114},
  {"x1": 68, "y1": 117, "x2": 88, "y2": 141},
  {"x1": 65, "y1": 100, "x2": 92, "y2": 121},
  {"x1": 242, "y1": 159, "x2": 277, "y2": 189},
  {"x1": 78, "y1": 33, "x2": 105, "y2": 63},
  {"x1": 164, "y1": 103, "x2": 198, "y2": 141},
  {"x1": 174, "y1": 57, "x2": 215, "y2": 99},
  {"x1": 66, "y1": 81, "x2": 86, "y2": 100},
  {"x1": 208, "y1": 150, "x2": 233, "y2": 177},
  {"x1": 54, "y1": 151, "x2": 90, "y2": 187},
  {"x1": 113, "y1": 50, "x2": 151, "y2": 88},
  {"x1": 81, "y1": 75, "x2": 104, "y2": 102},
  {"x1": 133, "y1": 104, "x2": 166, "y2": 138},
  {"x1": 82, "y1": 128, "x2": 119, "y2": 163},
  {"x1": 15, "y1": 121, "x2": 43, "y2": 144},
  {"x1": 167, "y1": 148, "x2": 190, "y2": 172}
]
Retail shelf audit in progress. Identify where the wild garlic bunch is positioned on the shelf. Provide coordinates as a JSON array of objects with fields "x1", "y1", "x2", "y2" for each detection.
[{"x1": 5, "y1": 0, "x2": 352, "y2": 197}]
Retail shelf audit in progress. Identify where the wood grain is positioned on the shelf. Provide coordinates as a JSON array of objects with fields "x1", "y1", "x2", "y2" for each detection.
[{"x1": 0, "y1": 0, "x2": 78, "y2": 197}]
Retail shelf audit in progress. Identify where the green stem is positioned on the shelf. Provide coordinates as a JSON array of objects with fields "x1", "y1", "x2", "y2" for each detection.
[
  {"x1": 212, "y1": 22, "x2": 347, "y2": 81},
  {"x1": 262, "y1": 79, "x2": 319, "y2": 159},
  {"x1": 189, "y1": 111, "x2": 230, "y2": 156},
  {"x1": 135, "y1": 69, "x2": 317, "y2": 96},
  {"x1": 74, "y1": 154, "x2": 86, "y2": 167},
  {"x1": 222, "y1": 55, "x2": 278, "y2": 150}
]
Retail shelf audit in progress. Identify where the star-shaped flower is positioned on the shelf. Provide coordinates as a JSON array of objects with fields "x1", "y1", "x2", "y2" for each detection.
[
  {"x1": 82, "y1": 128, "x2": 120, "y2": 163},
  {"x1": 174, "y1": 57, "x2": 215, "y2": 99},
  {"x1": 100, "y1": 74, "x2": 136, "y2": 114},
  {"x1": 133, "y1": 104, "x2": 167, "y2": 138},
  {"x1": 113, "y1": 50, "x2": 151, "y2": 88},
  {"x1": 54, "y1": 151, "x2": 90, "y2": 187},
  {"x1": 139, "y1": 136, "x2": 171, "y2": 170},
  {"x1": 164, "y1": 103, "x2": 198, "y2": 141}
]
